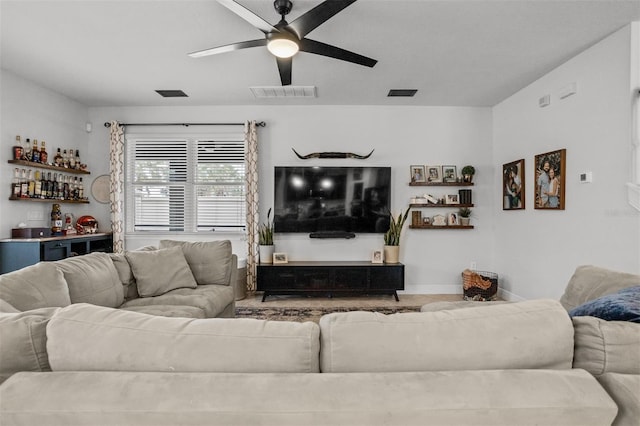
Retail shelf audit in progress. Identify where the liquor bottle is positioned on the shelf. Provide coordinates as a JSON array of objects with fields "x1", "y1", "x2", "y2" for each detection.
[
  {"x1": 74, "y1": 149, "x2": 81, "y2": 169},
  {"x1": 27, "y1": 170, "x2": 35, "y2": 197},
  {"x1": 11, "y1": 168, "x2": 20, "y2": 198},
  {"x1": 63, "y1": 176, "x2": 70, "y2": 200},
  {"x1": 34, "y1": 171, "x2": 42, "y2": 198},
  {"x1": 31, "y1": 139, "x2": 40, "y2": 163},
  {"x1": 12, "y1": 135, "x2": 23, "y2": 160},
  {"x1": 78, "y1": 177, "x2": 84, "y2": 200},
  {"x1": 62, "y1": 149, "x2": 69, "y2": 168},
  {"x1": 59, "y1": 174, "x2": 65, "y2": 200},
  {"x1": 40, "y1": 141, "x2": 48, "y2": 164},
  {"x1": 54, "y1": 148, "x2": 63, "y2": 167},
  {"x1": 72, "y1": 176, "x2": 78, "y2": 200},
  {"x1": 69, "y1": 149, "x2": 76, "y2": 169},
  {"x1": 51, "y1": 204, "x2": 62, "y2": 235},
  {"x1": 51, "y1": 173, "x2": 58, "y2": 200},
  {"x1": 20, "y1": 169, "x2": 29, "y2": 198},
  {"x1": 40, "y1": 171, "x2": 46, "y2": 199},
  {"x1": 44, "y1": 172, "x2": 52, "y2": 199},
  {"x1": 24, "y1": 138, "x2": 32, "y2": 161}
]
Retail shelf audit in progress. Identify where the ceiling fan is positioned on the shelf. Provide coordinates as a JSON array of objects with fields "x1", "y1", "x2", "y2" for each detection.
[{"x1": 188, "y1": 0, "x2": 377, "y2": 86}]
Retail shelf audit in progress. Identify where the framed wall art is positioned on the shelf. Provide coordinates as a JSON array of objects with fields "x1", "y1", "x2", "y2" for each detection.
[
  {"x1": 273, "y1": 253, "x2": 288, "y2": 264},
  {"x1": 371, "y1": 250, "x2": 383, "y2": 264},
  {"x1": 442, "y1": 165, "x2": 457, "y2": 183},
  {"x1": 426, "y1": 165, "x2": 442, "y2": 183},
  {"x1": 410, "y1": 165, "x2": 426, "y2": 183},
  {"x1": 503, "y1": 159, "x2": 525, "y2": 210},
  {"x1": 534, "y1": 149, "x2": 566, "y2": 210}
]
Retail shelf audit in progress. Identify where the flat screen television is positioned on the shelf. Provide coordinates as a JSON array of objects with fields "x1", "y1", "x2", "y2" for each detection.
[{"x1": 274, "y1": 166, "x2": 391, "y2": 236}]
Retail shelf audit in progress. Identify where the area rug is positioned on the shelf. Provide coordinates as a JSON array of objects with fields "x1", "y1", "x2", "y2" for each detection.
[{"x1": 234, "y1": 306, "x2": 421, "y2": 323}]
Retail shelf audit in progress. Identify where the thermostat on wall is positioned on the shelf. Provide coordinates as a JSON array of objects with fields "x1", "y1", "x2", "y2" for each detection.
[{"x1": 579, "y1": 172, "x2": 593, "y2": 183}]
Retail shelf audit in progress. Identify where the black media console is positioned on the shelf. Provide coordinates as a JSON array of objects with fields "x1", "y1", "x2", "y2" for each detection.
[{"x1": 257, "y1": 261, "x2": 404, "y2": 302}]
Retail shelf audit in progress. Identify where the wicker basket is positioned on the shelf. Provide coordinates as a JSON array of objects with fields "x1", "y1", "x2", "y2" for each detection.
[{"x1": 462, "y1": 270, "x2": 498, "y2": 301}]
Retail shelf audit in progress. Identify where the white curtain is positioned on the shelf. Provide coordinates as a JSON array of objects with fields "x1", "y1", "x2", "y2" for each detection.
[
  {"x1": 245, "y1": 121, "x2": 259, "y2": 291},
  {"x1": 109, "y1": 121, "x2": 125, "y2": 253}
]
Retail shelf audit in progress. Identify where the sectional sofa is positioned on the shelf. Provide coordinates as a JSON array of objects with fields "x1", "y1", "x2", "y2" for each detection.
[{"x1": 0, "y1": 255, "x2": 638, "y2": 425}]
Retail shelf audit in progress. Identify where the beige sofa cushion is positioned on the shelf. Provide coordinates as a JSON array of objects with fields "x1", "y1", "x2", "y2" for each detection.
[
  {"x1": 597, "y1": 373, "x2": 640, "y2": 426},
  {"x1": 120, "y1": 304, "x2": 206, "y2": 318},
  {"x1": 0, "y1": 308, "x2": 58, "y2": 384},
  {"x1": 320, "y1": 299, "x2": 574, "y2": 373},
  {"x1": 125, "y1": 247, "x2": 197, "y2": 297},
  {"x1": 572, "y1": 316, "x2": 640, "y2": 375},
  {"x1": 0, "y1": 263, "x2": 70, "y2": 310},
  {"x1": 159, "y1": 240, "x2": 232, "y2": 286},
  {"x1": 560, "y1": 265, "x2": 640, "y2": 311},
  {"x1": 47, "y1": 303, "x2": 320, "y2": 373},
  {"x1": 55, "y1": 252, "x2": 124, "y2": 307}
]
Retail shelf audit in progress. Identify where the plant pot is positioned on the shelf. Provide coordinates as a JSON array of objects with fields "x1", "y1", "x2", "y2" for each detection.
[
  {"x1": 259, "y1": 245, "x2": 274, "y2": 264},
  {"x1": 460, "y1": 217, "x2": 470, "y2": 226},
  {"x1": 383, "y1": 245, "x2": 400, "y2": 264},
  {"x1": 463, "y1": 174, "x2": 474, "y2": 183}
]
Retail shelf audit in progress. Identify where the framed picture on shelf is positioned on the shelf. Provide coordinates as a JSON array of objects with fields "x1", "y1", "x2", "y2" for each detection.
[
  {"x1": 445, "y1": 194, "x2": 459, "y2": 204},
  {"x1": 503, "y1": 159, "x2": 525, "y2": 210},
  {"x1": 442, "y1": 165, "x2": 457, "y2": 183},
  {"x1": 448, "y1": 212, "x2": 459, "y2": 226},
  {"x1": 534, "y1": 149, "x2": 566, "y2": 210},
  {"x1": 410, "y1": 165, "x2": 426, "y2": 183},
  {"x1": 371, "y1": 250, "x2": 383, "y2": 264},
  {"x1": 426, "y1": 165, "x2": 443, "y2": 183},
  {"x1": 273, "y1": 252, "x2": 288, "y2": 264}
]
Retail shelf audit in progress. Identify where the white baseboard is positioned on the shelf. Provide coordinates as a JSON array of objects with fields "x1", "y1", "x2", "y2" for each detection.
[
  {"x1": 498, "y1": 288, "x2": 526, "y2": 301},
  {"x1": 400, "y1": 284, "x2": 462, "y2": 295}
]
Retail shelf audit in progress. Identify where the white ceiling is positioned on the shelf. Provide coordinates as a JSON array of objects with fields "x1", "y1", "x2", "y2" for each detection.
[{"x1": 1, "y1": 0, "x2": 638, "y2": 107}]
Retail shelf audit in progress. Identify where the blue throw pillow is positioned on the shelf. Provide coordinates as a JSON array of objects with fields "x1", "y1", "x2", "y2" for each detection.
[{"x1": 569, "y1": 286, "x2": 640, "y2": 323}]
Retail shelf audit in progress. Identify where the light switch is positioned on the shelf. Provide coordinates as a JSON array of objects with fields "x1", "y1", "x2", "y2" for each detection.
[{"x1": 579, "y1": 172, "x2": 593, "y2": 183}]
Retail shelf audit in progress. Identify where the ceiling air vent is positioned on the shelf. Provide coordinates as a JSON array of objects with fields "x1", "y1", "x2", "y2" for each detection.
[
  {"x1": 155, "y1": 90, "x2": 188, "y2": 98},
  {"x1": 250, "y1": 86, "x2": 316, "y2": 98},
  {"x1": 387, "y1": 89, "x2": 418, "y2": 97}
]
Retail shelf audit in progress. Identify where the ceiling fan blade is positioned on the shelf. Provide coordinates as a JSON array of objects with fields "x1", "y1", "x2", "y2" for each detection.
[
  {"x1": 217, "y1": 0, "x2": 278, "y2": 34},
  {"x1": 299, "y1": 38, "x2": 377, "y2": 68},
  {"x1": 276, "y1": 57, "x2": 292, "y2": 86},
  {"x1": 188, "y1": 39, "x2": 267, "y2": 58},
  {"x1": 287, "y1": 0, "x2": 357, "y2": 39}
]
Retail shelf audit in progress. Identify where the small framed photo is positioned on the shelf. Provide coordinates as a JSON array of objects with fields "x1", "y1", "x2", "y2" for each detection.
[
  {"x1": 448, "y1": 212, "x2": 459, "y2": 226},
  {"x1": 445, "y1": 194, "x2": 459, "y2": 204},
  {"x1": 442, "y1": 165, "x2": 457, "y2": 183},
  {"x1": 273, "y1": 252, "x2": 288, "y2": 264},
  {"x1": 503, "y1": 159, "x2": 525, "y2": 210},
  {"x1": 534, "y1": 149, "x2": 566, "y2": 210},
  {"x1": 410, "y1": 165, "x2": 426, "y2": 183},
  {"x1": 426, "y1": 165, "x2": 443, "y2": 183},
  {"x1": 371, "y1": 250, "x2": 384, "y2": 264}
]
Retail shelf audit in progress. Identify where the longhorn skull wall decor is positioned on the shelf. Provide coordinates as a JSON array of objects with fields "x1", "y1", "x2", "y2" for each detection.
[{"x1": 291, "y1": 148, "x2": 374, "y2": 160}]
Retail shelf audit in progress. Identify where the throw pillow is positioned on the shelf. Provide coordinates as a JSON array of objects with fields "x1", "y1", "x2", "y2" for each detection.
[
  {"x1": 0, "y1": 262, "x2": 71, "y2": 310},
  {"x1": 159, "y1": 240, "x2": 232, "y2": 286},
  {"x1": 125, "y1": 247, "x2": 197, "y2": 297},
  {"x1": 569, "y1": 286, "x2": 640, "y2": 322}
]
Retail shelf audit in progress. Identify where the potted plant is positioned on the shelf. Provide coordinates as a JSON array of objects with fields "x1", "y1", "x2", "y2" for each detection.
[
  {"x1": 461, "y1": 165, "x2": 475, "y2": 183},
  {"x1": 458, "y1": 207, "x2": 472, "y2": 226},
  {"x1": 383, "y1": 207, "x2": 410, "y2": 263},
  {"x1": 258, "y1": 208, "x2": 274, "y2": 264}
]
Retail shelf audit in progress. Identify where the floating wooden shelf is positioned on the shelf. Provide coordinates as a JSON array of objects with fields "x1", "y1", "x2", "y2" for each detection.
[
  {"x1": 409, "y1": 225, "x2": 474, "y2": 230},
  {"x1": 410, "y1": 203, "x2": 474, "y2": 208},
  {"x1": 9, "y1": 196, "x2": 89, "y2": 204},
  {"x1": 8, "y1": 160, "x2": 90, "y2": 175},
  {"x1": 409, "y1": 181, "x2": 473, "y2": 187}
]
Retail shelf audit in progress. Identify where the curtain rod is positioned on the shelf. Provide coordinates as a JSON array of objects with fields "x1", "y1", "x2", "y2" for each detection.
[{"x1": 103, "y1": 121, "x2": 265, "y2": 128}]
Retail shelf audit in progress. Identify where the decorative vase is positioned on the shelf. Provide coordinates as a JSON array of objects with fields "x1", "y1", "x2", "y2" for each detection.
[
  {"x1": 460, "y1": 217, "x2": 470, "y2": 226},
  {"x1": 259, "y1": 245, "x2": 275, "y2": 264},
  {"x1": 383, "y1": 245, "x2": 400, "y2": 264}
]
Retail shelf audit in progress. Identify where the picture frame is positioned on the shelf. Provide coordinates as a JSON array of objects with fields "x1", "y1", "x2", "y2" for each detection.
[
  {"x1": 503, "y1": 159, "x2": 525, "y2": 210},
  {"x1": 442, "y1": 165, "x2": 457, "y2": 183},
  {"x1": 410, "y1": 165, "x2": 426, "y2": 183},
  {"x1": 534, "y1": 149, "x2": 566, "y2": 210},
  {"x1": 445, "y1": 194, "x2": 459, "y2": 205},
  {"x1": 273, "y1": 252, "x2": 288, "y2": 264},
  {"x1": 448, "y1": 212, "x2": 459, "y2": 226},
  {"x1": 371, "y1": 250, "x2": 383, "y2": 264},
  {"x1": 426, "y1": 165, "x2": 443, "y2": 183}
]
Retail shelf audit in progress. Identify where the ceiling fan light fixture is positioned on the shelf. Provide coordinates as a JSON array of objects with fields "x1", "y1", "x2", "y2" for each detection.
[{"x1": 267, "y1": 37, "x2": 299, "y2": 58}]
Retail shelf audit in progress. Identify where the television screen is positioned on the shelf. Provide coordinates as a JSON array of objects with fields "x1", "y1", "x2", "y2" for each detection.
[{"x1": 274, "y1": 166, "x2": 391, "y2": 235}]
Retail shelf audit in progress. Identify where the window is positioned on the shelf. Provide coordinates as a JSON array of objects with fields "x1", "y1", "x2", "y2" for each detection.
[{"x1": 125, "y1": 135, "x2": 246, "y2": 233}]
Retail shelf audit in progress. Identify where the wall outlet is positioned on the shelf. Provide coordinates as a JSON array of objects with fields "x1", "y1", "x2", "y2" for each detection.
[{"x1": 470, "y1": 261, "x2": 477, "y2": 270}]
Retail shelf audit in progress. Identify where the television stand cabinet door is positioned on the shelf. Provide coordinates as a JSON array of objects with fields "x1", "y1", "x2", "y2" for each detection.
[{"x1": 256, "y1": 261, "x2": 404, "y2": 301}]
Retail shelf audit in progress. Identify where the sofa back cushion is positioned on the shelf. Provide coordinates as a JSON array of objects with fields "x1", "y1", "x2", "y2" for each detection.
[
  {"x1": 560, "y1": 265, "x2": 640, "y2": 311},
  {"x1": 55, "y1": 252, "x2": 124, "y2": 308},
  {"x1": 108, "y1": 253, "x2": 139, "y2": 300},
  {"x1": 47, "y1": 303, "x2": 320, "y2": 373},
  {"x1": 0, "y1": 307, "x2": 59, "y2": 384},
  {"x1": 572, "y1": 316, "x2": 640, "y2": 375},
  {"x1": 125, "y1": 247, "x2": 197, "y2": 297},
  {"x1": 159, "y1": 240, "x2": 232, "y2": 286},
  {"x1": 0, "y1": 263, "x2": 70, "y2": 310},
  {"x1": 319, "y1": 299, "x2": 574, "y2": 373}
]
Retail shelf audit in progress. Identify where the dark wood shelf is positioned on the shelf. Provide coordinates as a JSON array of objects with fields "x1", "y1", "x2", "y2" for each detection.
[
  {"x1": 9, "y1": 196, "x2": 89, "y2": 204},
  {"x1": 8, "y1": 160, "x2": 90, "y2": 175},
  {"x1": 409, "y1": 181, "x2": 473, "y2": 187},
  {"x1": 410, "y1": 203, "x2": 474, "y2": 208},
  {"x1": 409, "y1": 225, "x2": 474, "y2": 230}
]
